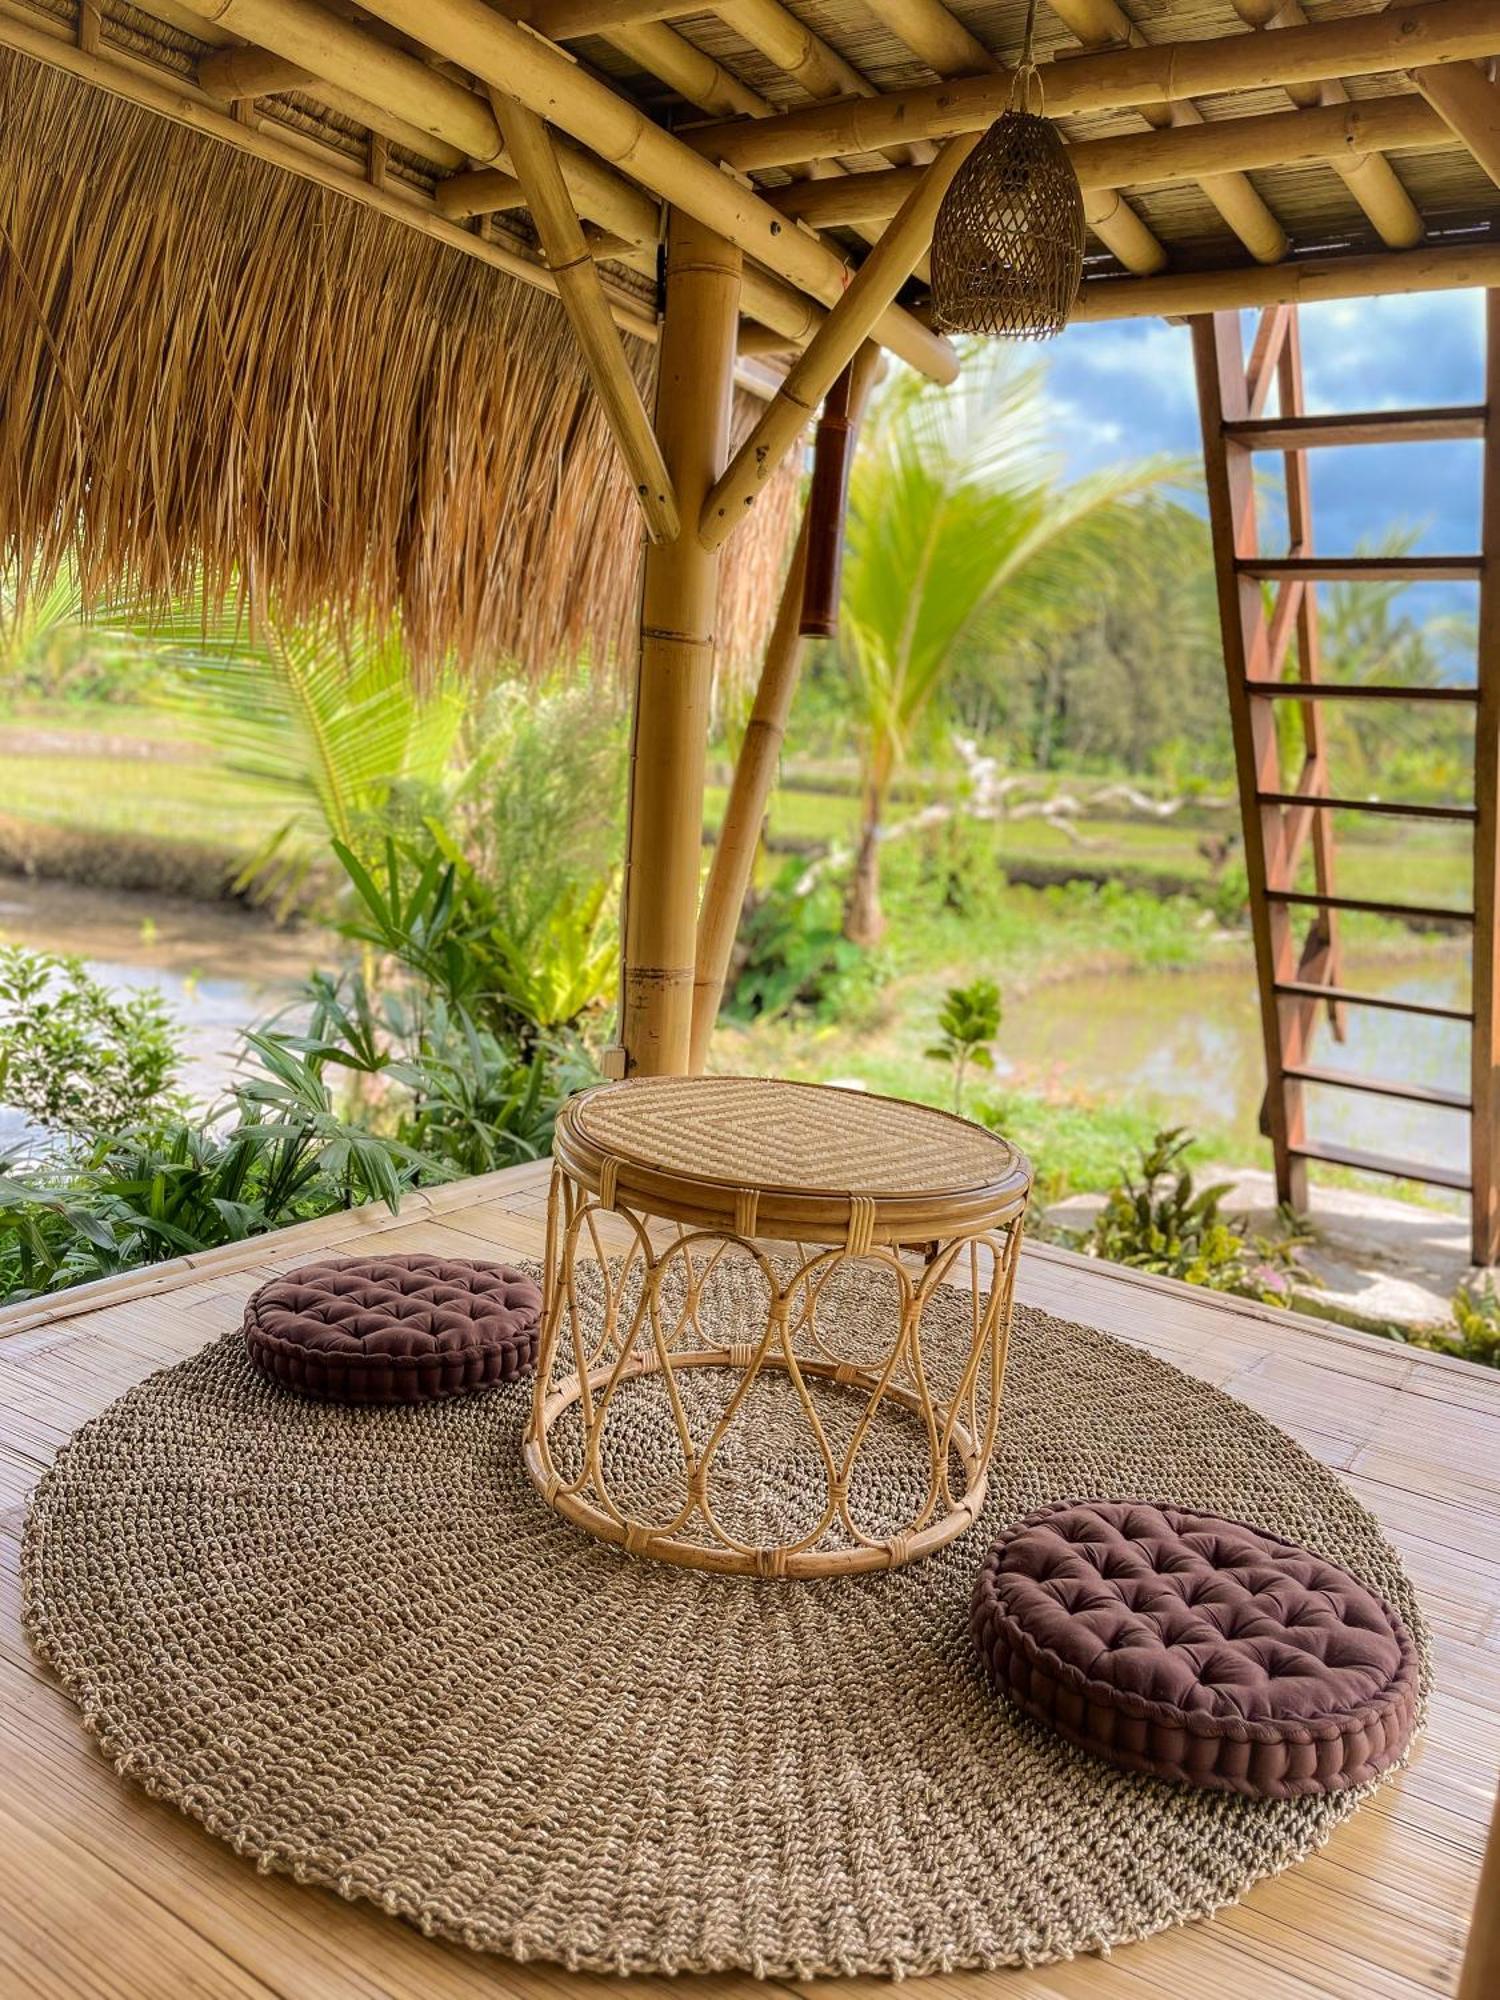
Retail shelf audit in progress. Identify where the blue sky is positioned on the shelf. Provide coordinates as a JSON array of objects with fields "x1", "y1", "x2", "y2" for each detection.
[{"x1": 1040, "y1": 288, "x2": 1488, "y2": 650}]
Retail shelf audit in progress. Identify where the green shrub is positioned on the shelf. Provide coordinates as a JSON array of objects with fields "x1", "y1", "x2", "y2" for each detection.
[
  {"x1": 1073, "y1": 1126, "x2": 1303, "y2": 1302},
  {"x1": 726, "y1": 860, "x2": 885, "y2": 1025},
  {"x1": 0, "y1": 945, "x2": 183, "y2": 1151},
  {"x1": 1406, "y1": 1280, "x2": 1500, "y2": 1370},
  {"x1": 0, "y1": 945, "x2": 595, "y2": 1306},
  {"x1": 926, "y1": 978, "x2": 1000, "y2": 1115}
]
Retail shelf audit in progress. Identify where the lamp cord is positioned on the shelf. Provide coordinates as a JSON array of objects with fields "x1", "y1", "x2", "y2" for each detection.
[{"x1": 1011, "y1": 0, "x2": 1045, "y2": 114}]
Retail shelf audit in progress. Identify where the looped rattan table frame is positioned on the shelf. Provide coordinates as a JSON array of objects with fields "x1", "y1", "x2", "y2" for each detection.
[{"x1": 523, "y1": 1076, "x2": 1032, "y2": 1578}]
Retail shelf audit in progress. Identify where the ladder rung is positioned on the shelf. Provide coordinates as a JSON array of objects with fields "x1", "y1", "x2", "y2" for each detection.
[
  {"x1": 1239, "y1": 556, "x2": 1484, "y2": 583},
  {"x1": 1256, "y1": 791, "x2": 1476, "y2": 822},
  {"x1": 1265, "y1": 889, "x2": 1474, "y2": 924},
  {"x1": 1287, "y1": 1139, "x2": 1471, "y2": 1194},
  {"x1": 1245, "y1": 680, "x2": 1478, "y2": 704},
  {"x1": 1223, "y1": 407, "x2": 1487, "y2": 451},
  {"x1": 1282, "y1": 1064, "x2": 1471, "y2": 1112},
  {"x1": 1273, "y1": 980, "x2": 1472, "y2": 1023}
]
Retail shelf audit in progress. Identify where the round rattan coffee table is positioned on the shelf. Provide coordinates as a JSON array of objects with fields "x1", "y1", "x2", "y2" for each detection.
[{"x1": 523, "y1": 1076, "x2": 1031, "y2": 1578}]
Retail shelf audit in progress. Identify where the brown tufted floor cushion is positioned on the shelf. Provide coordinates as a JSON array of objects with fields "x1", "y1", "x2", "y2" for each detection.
[
  {"x1": 243, "y1": 1254, "x2": 543, "y2": 1405},
  {"x1": 971, "y1": 1498, "x2": 1419, "y2": 1800}
]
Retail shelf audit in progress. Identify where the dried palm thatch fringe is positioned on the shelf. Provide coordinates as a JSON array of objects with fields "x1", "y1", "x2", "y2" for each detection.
[{"x1": 0, "y1": 51, "x2": 796, "y2": 677}]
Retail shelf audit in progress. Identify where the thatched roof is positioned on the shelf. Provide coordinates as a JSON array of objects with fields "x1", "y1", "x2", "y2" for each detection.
[
  {"x1": 0, "y1": 42, "x2": 796, "y2": 675},
  {"x1": 0, "y1": 0, "x2": 1496, "y2": 668}
]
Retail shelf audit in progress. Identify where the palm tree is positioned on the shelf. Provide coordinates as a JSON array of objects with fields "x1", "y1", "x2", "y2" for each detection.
[
  {"x1": 837, "y1": 349, "x2": 1181, "y2": 944},
  {"x1": 117, "y1": 596, "x2": 467, "y2": 910}
]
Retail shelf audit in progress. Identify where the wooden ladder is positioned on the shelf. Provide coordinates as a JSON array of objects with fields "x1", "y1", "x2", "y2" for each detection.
[{"x1": 1191, "y1": 293, "x2": 1500, "y2": 1263}]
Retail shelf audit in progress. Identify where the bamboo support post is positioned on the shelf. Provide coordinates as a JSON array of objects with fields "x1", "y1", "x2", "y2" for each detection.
[
  {"x1": 684, "y1": 0, "x2": 1500, "y2": 170},
  {"x1": 1227, "y1": 0, "x2": 1424, "y2": 247},
  {"x1": 1414, "y1": 58, "x2": 1500, "y2": 187},
  {"x1": 701, "y1": 142, "x2": 974, "y2": 550},
  {"x1": 1047, "y1": 0, "x2": 1287, "y2": 265},
  {"x1": 619, "y1": 214, "x2": 742, "y2": 1076},
  {"x1": 493, "y1": 94, "x2": 678, "y2": 542},
  {"x1": 1458, "y1": 1771, "x2": 1500, "y2": 1998},
  {"x1": 689, "y1": 344, "x2": 881, "y2": 1072}
]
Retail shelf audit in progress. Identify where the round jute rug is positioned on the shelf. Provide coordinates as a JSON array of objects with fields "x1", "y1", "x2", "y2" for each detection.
[{"x1": 23, "y1": 1259, "x2": 1429, "y2": 1979}]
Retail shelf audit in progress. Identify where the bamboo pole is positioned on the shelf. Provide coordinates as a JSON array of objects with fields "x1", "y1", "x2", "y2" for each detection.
[
  {"x1": 689, "y1": 346, "x2": 881, "y2": 1071},
  {"x1": 433, "y1": 167, "x2": 530, "y2": 219},
  {"x1": 528, "y1": 0, "x2": 696, "y2": 32},
  {"x1": 1071, "y1": 240, "x2": 1500, "y2": 321},
  {"x1": 684, "y1": 0, "x2": 1500, "y2": 170},
  {"x1": 1457, "y1": 1772, "x2": 1500, "y2": 1998},
  {"x1": 1226, "y1": 0, "x2": 1425, "y2": 248},
  {"x1": 701, "y1": 141, "x2": 974, "y2": 551},
  {"x1": 197, "y1": 45, "x2": 470, "y2": 168},
  {"x1": 493, "y1": 95, "x2": 678, "y2": 542},
  {"x1": 765, "y1": 95, "x2": 1454, "y2": 227},
  {"x1": 689, "y1": 514, "x2": 808, "y2": 1074},
  {"x1": 1414, "y1": 59, "x2": 1500, "y2": 187},
  {"x1": 175, "y1": 0, "x2": 956, "y2": 380},
  {"x1": 0, "y1": 4, "x2": 663, "y2": 339},
  {"x1": 619, "y1": 214, "x2": 742, "y2": 1077},
  {"x1": 1046, "y1": 0, "x2": 1288, "y2": 265}
]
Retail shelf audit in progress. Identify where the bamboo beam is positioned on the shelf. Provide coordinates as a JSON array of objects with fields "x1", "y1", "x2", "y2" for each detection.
[
  {"x1": 684, "y1": 0, "x2": 1500, "y2": 169},
  {"x1": 433, "y1": 166, "x2": 529, "y2": 218},
  {"x1": 209, "y1": 0, "x2": 955, "y2": 379},
  {"x1": 1226, "y1": 0, "x2": 1424, "y2": 248},
  {"x1": 619, "y1": 213, "x2": 741, "y2": 1077},
  {"x1": 1047, "y1": 0, "x2": 1287, "y2": 265},
  {"x1": 1072, "y1": 240, "x2": 1500, "y2": 320},
  {"x1": 609, "y1": 18, "x2": 764, "y2": 120},
  {"x1": 493, "y1": 95, "x2": 678, "y2": 541},
  {"x1": 763, "y1": 95, "x2": 1455, "y2": 227},
  {"x1": 1414, "y1": 58, "x2": 1500, "y2": 187},
  {"x1": 835, "y1": 0, "x2": 1166, "y2": 273},
  {"x1": 198, "y1": 42, "x2": 311, "y2": 95},
  {"x1": 197, "y1": 43, "x2": 470, "y2": 167},
  {"x1": 759, "y1": 94, "x2": 1459, "y2": 230},
  {"x1": 701, "y1": 140, "x2": 973, "y2": 550},
  {"x1": 0, "y1": 2, "x2": 663, "y2": 340},
  {"x1": 520, "y1": 0, "x2": 697, "y2": 32}
]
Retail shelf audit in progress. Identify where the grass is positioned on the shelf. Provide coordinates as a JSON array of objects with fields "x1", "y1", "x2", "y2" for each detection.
[
  {"x1": 703, "y1": 772, "x2": 1472, "y2": 914},
  {"x1": 0, "y1": 751, "x2": 278, "y2": 850}
]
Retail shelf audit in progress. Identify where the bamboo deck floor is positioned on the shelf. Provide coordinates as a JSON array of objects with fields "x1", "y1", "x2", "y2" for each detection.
[{"x1": 2, "y1": 1157, "x2": 1496, "y2": 1999}]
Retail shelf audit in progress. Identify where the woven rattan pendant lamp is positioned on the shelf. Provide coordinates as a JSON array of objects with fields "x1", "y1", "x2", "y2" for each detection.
[{"x1": 930, "y1": 0, "x2": 1084, "y2": 339}]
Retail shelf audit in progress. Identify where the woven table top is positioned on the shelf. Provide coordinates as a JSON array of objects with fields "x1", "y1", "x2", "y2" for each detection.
[{"x1": 554, "y1": 1077, "x2": 1029, "y2": 1242}]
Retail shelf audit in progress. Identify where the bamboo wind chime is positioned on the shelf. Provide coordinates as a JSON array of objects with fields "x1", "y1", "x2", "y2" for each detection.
[{"x1": 930, "y1": 0, "x2": 1085, "y2": 339}]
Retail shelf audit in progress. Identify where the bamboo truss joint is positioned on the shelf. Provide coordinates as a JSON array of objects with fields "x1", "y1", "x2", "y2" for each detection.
[{"x1": 701, "y1": 141, "x2": 973, "y2": 551}]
